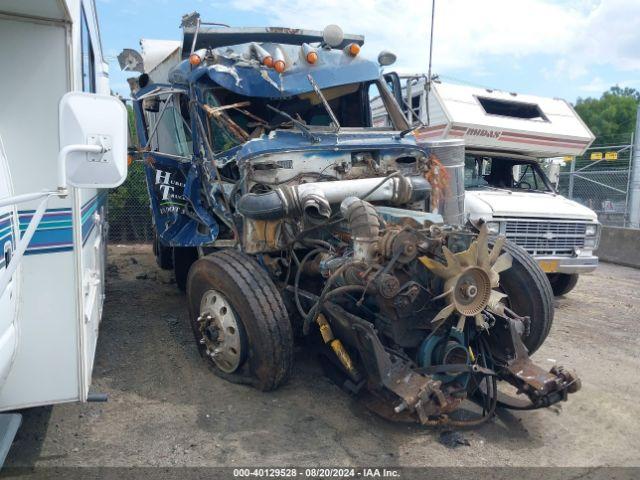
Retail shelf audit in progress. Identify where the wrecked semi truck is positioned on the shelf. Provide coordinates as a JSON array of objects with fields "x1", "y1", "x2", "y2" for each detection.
[{"x1": 123, "y1": 17, "x2": 580, "y2": 426}]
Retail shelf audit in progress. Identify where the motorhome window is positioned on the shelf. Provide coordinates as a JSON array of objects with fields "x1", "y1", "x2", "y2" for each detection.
[
  {"x1": 477, "y1": 97, "x2": 546, "y2": 121},
  {"x1": 148, "y1": 96, "x2": 192, "y2": 157},
  {"x1": 80, "y1": 7, "x2": 96, "y2": 93}
]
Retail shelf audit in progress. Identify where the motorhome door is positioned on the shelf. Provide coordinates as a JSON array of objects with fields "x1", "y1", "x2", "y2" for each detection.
[{"x1": 0, "y1": 138, "x2": 18, "y2": 389}]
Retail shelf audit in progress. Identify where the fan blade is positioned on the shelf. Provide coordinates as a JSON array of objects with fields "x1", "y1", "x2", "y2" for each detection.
[
  {"x1": 487, "y1": 290, "x2": 507, "y2": 313},
  {"x1": 442, "y1": 247, "x2": 462, "y2": 275},
  {"x1": 489, "y1": 269, "x2": 500, "y2": 288},
  {"x1": 477, "y1": 225, "x2": 490, "y2": 268},
  {"x1": 419, "y1": 256, "x2": 453, "y2": 279},
  {"x1": 493, "y1": 252, "x2": 513, "y2": 273},
  {"x1": 489, "y1": 236, "x2": 506, "y2": 265},
  {"x1": 431, "y1": 303, "x2": 455, "y2": 323},
  {"x1": 454, "y1": 314, "x2": 466, "y2": 332},
  {"x1": 456, "y1": 241, "x2": 478, "y2": 268},
  {"x1": 475, "y1": 313, "x2": 486, "y2": 328}
]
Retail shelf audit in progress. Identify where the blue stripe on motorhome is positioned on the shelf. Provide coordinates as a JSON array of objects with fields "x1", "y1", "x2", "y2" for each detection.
[{"x1": 18, "y1": 193, "x2": 106, "y2": 255}]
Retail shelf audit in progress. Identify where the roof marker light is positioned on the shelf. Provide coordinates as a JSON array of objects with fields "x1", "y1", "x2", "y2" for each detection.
[
  {"x1": 273, "y1": 47, "x2": 286, "y2": 73},
  {"x1": 345, "y1": 43, "x2": 360, "y2": 57},
  {"x1": 302, "y1": 43, "x2": 318, "y2": 64},
  {"x1": 250, "y1": 42, "x2": 273, "y2": 68},
  {"x1": 189, "y1": 53, "x2": 202, "y2": 66}
]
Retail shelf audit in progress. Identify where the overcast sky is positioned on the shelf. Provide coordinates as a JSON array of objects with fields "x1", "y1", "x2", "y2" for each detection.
[{"x1": 98, "y1": 0, "x2": 640, "y2": 102}]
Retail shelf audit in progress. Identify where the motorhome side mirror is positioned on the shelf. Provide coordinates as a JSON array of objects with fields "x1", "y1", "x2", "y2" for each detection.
[{"x1": 58, "y1": 92, "x2": 128, "y2": 189}]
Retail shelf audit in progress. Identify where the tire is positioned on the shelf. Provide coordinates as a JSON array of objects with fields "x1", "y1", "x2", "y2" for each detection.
[
  {"x1": 547, "y1": 273, "x2": 579, "y2": 297},
  {"x1": 173, "y1": 247, "x2": 198, "y2": 292},
  {"x1": 186, "y1": 249, "x2": 293, "y2": 391},
  {"x1": 495, "y1": 240, "x2": 554, "y2": 354},
  {"x1": 153, "y1": 232, "x2": 173, "y2": 270}
]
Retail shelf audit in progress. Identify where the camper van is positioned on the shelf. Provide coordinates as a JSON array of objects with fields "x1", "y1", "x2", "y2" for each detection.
[
  {"x1": 0, "y1": 0, "x2": 127, "y2": 461},
  {"x1": 382, "y1": 78, "x2": 599, "y2": 296}
]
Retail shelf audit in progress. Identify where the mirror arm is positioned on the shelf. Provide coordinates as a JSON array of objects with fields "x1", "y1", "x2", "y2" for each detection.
[
  {"x1": 57, "y1": 143, "x2": 107, "y2": 196},
  {"x1": 0, "y1": 194, "x2": 52, "y2": 295}
]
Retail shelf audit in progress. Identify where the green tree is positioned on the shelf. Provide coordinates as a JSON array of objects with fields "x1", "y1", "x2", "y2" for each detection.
[{"x1": 575, "y1": 86, "x2": 639, "y2": 145}]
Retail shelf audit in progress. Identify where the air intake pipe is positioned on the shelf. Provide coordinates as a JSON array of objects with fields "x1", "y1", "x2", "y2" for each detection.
[{"x1": 237, "y1": 175, "x2": 431, "y2": 222}]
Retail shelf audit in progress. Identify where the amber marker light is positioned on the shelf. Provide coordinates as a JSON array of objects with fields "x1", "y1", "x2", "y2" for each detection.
[
  {"x1": 189, "y1": 53, "x2": 202, "y2": 66},
  {"x1": 346, "y1": 43, "x2": 360, "y2": 56},
  {"x1": 274, "y1": 59, "x2": 286, "y2": 73},
  {"x1": 263, "y1": 56, "x2": 274, "y2": 68}
]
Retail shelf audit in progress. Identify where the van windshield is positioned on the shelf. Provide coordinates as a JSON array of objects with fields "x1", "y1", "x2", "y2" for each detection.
[{"x1": 464, "y1": 155, "x2": 553, "y2": 192}]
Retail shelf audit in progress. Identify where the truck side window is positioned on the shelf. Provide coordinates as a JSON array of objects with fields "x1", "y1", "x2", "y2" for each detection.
[
  {"x1": 147, "y1": 95, "x2": 193, "y2": 157},
  {"x1": 368, "y1": 83, "x2": 386, "y2": 127}
]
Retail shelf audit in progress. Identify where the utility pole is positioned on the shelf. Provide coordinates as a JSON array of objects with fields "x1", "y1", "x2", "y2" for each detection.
[
  {"x1": 629, "y1": 104, "x2": 640, "y2": 228},
  {"x1": 425, "y1": 0, "x2": 435, "y2": 126}
]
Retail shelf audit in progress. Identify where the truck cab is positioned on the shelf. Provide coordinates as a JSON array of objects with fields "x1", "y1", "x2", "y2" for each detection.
[{"x1": 398, "y1": 79, "x2": 600, "y2": 295}]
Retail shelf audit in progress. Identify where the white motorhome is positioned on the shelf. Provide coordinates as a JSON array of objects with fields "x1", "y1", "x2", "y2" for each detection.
[
  {"x1": 381, "y1": 78, "x2": 599, "y2": 296},
  {"x1": 0, "y1": 0, "x2": 127, "y2": 462}
]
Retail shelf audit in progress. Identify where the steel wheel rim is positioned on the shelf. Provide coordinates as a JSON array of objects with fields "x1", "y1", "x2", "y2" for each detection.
[{"x1": 198, "y1": 289, "x2": 244, "y2": 373}]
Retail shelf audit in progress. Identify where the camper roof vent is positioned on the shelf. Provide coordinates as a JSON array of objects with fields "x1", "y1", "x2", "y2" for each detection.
[{"x1": 477, "y1": 96, "x2": 547, "y2": 121}]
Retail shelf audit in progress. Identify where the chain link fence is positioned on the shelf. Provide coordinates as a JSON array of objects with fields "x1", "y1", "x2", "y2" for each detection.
[
  {"x1": 107, "y1": 160, "x2": 153, "y2": 243},
  {"x1": 557, "y1": 133, "x2": 634, "y2": 227}
]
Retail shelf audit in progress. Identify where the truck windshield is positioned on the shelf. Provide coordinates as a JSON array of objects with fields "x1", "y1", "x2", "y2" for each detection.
[
  {"x1": 202, "y1": 79, "x2": 405, "y2": 153},
  {"x1": 464, "y1": 155, "x2": 553, "y2": 192}
]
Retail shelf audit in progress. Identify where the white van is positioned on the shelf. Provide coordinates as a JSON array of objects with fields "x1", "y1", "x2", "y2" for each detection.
[
  {"x1": 395, "y1": 79, "x2": 599, "y2": 296},
  {"x1": 0, "y1": 0, "x2": 127, "y2": 462}
]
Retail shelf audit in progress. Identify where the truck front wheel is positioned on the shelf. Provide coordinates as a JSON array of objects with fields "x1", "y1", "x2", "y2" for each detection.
[
  {"x1": 186, "y1": 250, "x2": 293, "y2": 391},
  {"x1": 496, "y1": 240, "x2": 554, "y2": 354},
  {"x1": 547, "y1": 273, "x2": 579, "y2": 296}
]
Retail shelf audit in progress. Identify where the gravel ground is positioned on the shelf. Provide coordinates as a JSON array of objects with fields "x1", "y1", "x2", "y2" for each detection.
[{"x1": 5, "y1": 244, "x2": 640, "y2": 468}]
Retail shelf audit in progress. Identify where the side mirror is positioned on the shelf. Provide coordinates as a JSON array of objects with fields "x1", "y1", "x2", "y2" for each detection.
[
  {"x1": 383, "y1": 72, "x2": 403, "y2": 108},
  {"x1": 58, "y1": 92, "x2": 128, "y2": 190}
]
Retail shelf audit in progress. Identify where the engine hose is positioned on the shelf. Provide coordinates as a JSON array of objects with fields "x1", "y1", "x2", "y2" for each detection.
[
  {"x1": 294, "y1": 248, "x2": 326, "y2": 318},
  {"x1": 303, "y1": 266, "x2": 365, "y2": 335}
]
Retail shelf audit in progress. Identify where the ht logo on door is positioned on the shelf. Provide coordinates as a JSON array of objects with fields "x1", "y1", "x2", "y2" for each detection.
[{"x1": 155, "y1": 169, "x2": 186, "y2": 215}]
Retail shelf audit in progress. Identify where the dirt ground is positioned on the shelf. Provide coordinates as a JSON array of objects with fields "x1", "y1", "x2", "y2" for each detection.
[{"x1": 5, "y1": 244, "x2": 640, "y2": 468}]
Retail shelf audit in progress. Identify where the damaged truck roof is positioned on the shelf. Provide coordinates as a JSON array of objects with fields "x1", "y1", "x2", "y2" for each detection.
[{"x1": 168, "y1": 47, "x2": 380, "y2": 99}]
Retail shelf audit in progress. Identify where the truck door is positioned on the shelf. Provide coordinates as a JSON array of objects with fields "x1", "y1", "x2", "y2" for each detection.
[
  {"x1": 135, "y1": 91, "x2": 215, "y2": 247},
  {"x1": 0, "y1": 138, "x2": 18, "y2": 389}
]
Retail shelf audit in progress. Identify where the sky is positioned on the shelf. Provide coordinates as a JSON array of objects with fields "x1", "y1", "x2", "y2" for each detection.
[{"x1": 97, "y1": 0, "x2": 640, "y2": 103}]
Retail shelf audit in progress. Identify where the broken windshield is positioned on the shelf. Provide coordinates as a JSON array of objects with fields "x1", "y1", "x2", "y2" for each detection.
[{"x1": 202, "y1": 79, "x2": 407, "y2": 153}]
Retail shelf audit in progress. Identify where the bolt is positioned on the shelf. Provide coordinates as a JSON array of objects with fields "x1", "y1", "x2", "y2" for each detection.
[{"x1": 394, "y1": 401, "x2": 408, "y2": 413}]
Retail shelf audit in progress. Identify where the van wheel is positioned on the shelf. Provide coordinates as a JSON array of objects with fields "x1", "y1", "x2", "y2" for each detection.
[
  {"x1": 153, "y1": 232, "x2": 173, "y2": 270},
  {"x1": 173, "y1": 247, "x2": 198, "y2": 292},
  {"x1": 548, "y1": 273, "x2": 579, "y2": 296},
  {"x1": 495, "y1": 240, "x2": 554, "y2": 354},
  {"x1": 186, "y1": 250, "x2": 293, "y2": 391}
]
